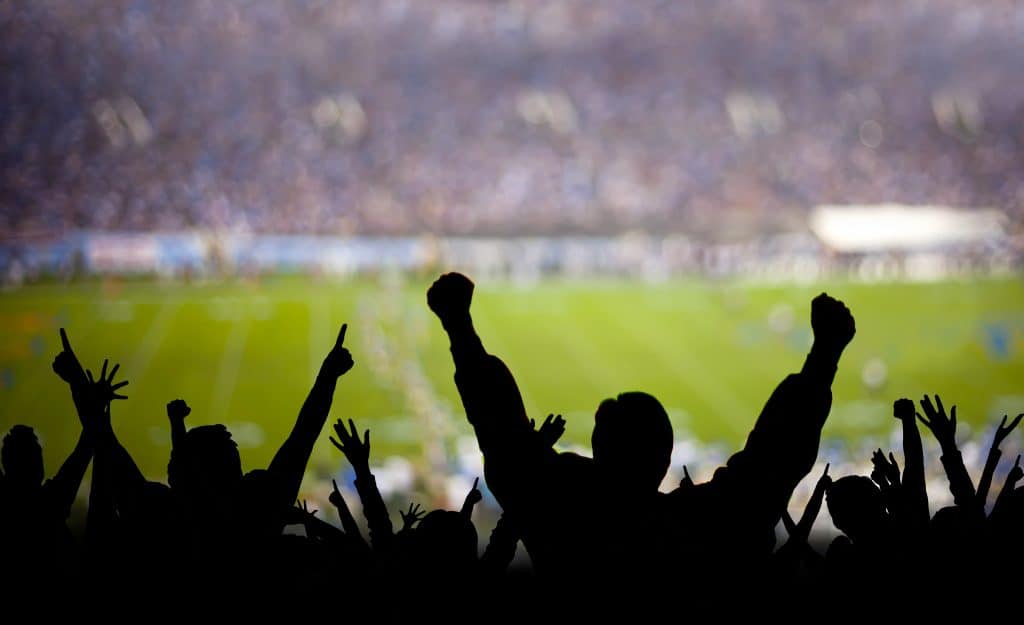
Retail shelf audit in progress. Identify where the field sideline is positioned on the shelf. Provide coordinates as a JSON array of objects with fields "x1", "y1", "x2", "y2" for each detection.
[{"x1": 1, "y1": 275, "x2": 1022, "y2": 483}]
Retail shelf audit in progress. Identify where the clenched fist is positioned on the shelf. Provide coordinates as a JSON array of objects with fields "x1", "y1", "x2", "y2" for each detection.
[
  {"x1": 810, "y1": 293, "x2": 855, "y2": 352},
  {"x1": 427, "y1": 272, "x2": 475, "y2": 325}
]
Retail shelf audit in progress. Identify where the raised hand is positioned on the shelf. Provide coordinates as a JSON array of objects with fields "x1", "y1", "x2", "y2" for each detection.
[
  {"x1": 810, "y1": 293, "x2": 855, "y2": 351},
  {"x1": 86, "y1": 359, "x2": 129, "y2": 404},
  {"x1": 816, "y1": 463, "x2": 833, "y2": 492},
  {"x1": 870, "y1": 449, "x2": 900, "y2": 490},
  {"x1": 893, "y1": 398, "x2": 915, "y2": 422},
  {"x1": 328, "y1": 478, "x2": 366, "y2": 542},
  {"x1": 917, "y1": 394, "x2": 957, "y2": 450},
  {"x1": 400, "y1": 502, "x2": 426, "y2": 530},
  {"x1": 296, "y1": 499, "x2": 318, "y2": 518},
  {"x1": 167, "y1": 399, "x2": 191, "y2": 421},
  {"x1": 166, "y1": 398, "x2": 191, "y2": 449},
  {"x1": 786, "y1": 464, "x2": 831, "y2": 545},
  {"x1": 679, "y1": 465, "x2": 694, "y2": 489},
  {"x1": 533, "y1": 413, "x2": 566, "y2": 448},
  {"x1": 991, "y1": 454, "x2": 1024, "y2": 525},
  {"x1": 322, "y1": 323, "x2": 354, "y2": 378},
  {"x1": 993, "y1": 413, "x2": 1024, "y2": 448},
  {"x1": 426, "y1": 272, "x2": 474, "y2": 325},
  {"x1": 978, "y1": 413, "x2": 1023, "y2": 507},
  {"x1": 461, "y1": 477, "x2": 483, "y2": 518},
  {"x1": 1009, "y1": 455, "x2": 1023, "y2": 484},
  {"x1": 329, "y1": 479, "x2": 348, "y2": 511},
  {"x1": 285, "y1": 499, "x2": 320, "y2": 529},
  {"x1": 52, "y1": 328, "x2": 87, "y2": 386},
  {"x1": 329, "y1": 418, "x2": 371, "y2": 472},
  {"x1": 466, "y1": 477, "x2": 483, "y2": 507}
]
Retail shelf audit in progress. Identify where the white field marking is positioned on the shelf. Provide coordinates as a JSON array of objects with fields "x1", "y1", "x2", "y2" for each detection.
[
  {"x1": 632, "y1": 323, "x2": 748, "y2": 435},
  {"x1": 125, "y1": 298, "x2": 181, "y2": 382},
  {"x1": 210, "y1": 318, "x2": 251, "y2": 422},
  {"x1": 543, "y1": 310, "x2": 630, "y2": 398},
  {"x1": 594, "y1": 298, "x2": 749, "y2": 436}
]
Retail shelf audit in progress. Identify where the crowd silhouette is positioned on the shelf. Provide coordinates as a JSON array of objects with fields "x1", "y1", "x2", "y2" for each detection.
[{"x1": 1, "y1": 272, "x2": 1022, "y2": 616}]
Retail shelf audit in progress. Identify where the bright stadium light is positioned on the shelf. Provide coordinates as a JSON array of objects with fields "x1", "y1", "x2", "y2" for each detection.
[{"x1": 809, "y1": 204, "x2": 1007, "y2": 253}]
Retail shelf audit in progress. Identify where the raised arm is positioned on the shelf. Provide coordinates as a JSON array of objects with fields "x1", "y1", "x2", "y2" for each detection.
[
  {"x1": 716, "y1": 294, "x2": 855, "y2": 527},
  {"x1": 977, "y1": 414, "x2": 1022, "y2": 509},
  {"x1": 794, "y1": 464, "x2": 832, "y2": 543},
  {"x1": 428, "y1": 274, "x2": 534, "y2": 445},
  {"x1": 478, "y1": 412, "x2": 566, "y2": 575},
  {"x1": 166, "y1": 399, "x2": 191, "y2": 452},
  {"x1": 52, "y1": 330, "x2": 147, "y2": 503},
  {"x1": 43, "y1": 429, "x2": 92, "y2": 520},
  {"x1": 480, "y1": 513, "x2": 521, "y2": 575},
  {"x1": 329, "y1": 418, "x2": 394, "y2": 551},
  {"x1": 45, "y1": 335, "x2": 96, "y2": 515},
  {"x1": 799, "y1": 293, "x2": 857, "y2": 389},
  {"x1": 329, "y1": 478, "x2": 367, "y2": 547},
  {"x1": 461, "y1": 477, "x2": 483, "y2": 518},
  {"x1": 427, "y1": 274, "x2": 539, "y2": 502},
  {"x1": 893, "y1": 397, "x2": 929, "y2": 530},
  {"x1": 84, "y1": 411, "x2": 116, "y2": 548},
  {"x1": 777, "y1": 465, "x2": 831, "y2": 571},
  {"x1": 917, "y1": 394, "x2": 981, "y2": 519},
  {"x1": 267, "y1": 323, "x2": 353, "y2": 508},
  {"x1": 61, "y1": 369, "x2": 120, "y2": 546},
  {"x1": 428, "y1": 273, "x2": 487, "y2": 371},
  {"x1": 990, "y1": 455, "x2": 1023, "y2": 525}
]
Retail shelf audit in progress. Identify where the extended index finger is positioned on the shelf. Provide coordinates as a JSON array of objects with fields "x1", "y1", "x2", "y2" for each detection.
[
  {"x1": 60, "y1": 328, "x2": 72, "y2": 352},
  {"x1": 336, "y1": 323, "x2": 348, "y2": 347}
]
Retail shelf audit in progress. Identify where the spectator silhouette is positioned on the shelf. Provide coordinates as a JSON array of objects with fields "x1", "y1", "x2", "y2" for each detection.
[
  {"x1": 427, "y1": 271, "x2": 855, "y2": 607},
  {"x1": 49, "y1": 324, "x2": 353, "y2": 601},
  {"x1": 6, "y1": 275, "x2": 1024, "y2": 616},
  {"x1": 0, "y1": 423, "x2": 91, "y2": 587}
]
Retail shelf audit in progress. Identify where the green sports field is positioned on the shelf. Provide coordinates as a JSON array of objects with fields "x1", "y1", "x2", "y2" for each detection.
[{"x1": 1, "y1": 275, "x2": 1023, "y2": 483}]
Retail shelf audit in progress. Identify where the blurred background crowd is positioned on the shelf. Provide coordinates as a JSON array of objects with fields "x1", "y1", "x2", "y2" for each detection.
[{"x1": 2, "y1": 0, "x2": 1023, "y2": 240}]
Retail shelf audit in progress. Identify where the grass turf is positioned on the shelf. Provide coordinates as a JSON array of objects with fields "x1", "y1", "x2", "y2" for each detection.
[{"x1": 1, "y1": 274, "x2": 1022, "y2": 483}]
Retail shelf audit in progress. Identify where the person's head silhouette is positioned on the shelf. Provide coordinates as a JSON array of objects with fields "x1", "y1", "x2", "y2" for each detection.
[
  {"x1": 2, "y1": 425, "x2": 44, "y2": 490},
  {"x1": 168, "y1": 424, "x2": 243, "y2": 499},
  {"x1": 592, "y1": 392, "x2": 673, "y2": 492},
  {"x1": 412, "y1": 509, "x2": 478, "y2": 575},
  {"x1": 826, "y1": 475, "x2": 885, "y2": 543}
]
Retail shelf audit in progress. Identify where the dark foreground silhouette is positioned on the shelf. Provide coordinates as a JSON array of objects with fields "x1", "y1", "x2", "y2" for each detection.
[{"x1": 1, "y1": 272, "x2": 1021, "y2": 617}]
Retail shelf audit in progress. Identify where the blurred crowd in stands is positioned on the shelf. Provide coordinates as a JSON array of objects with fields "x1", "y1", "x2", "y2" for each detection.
[{"x1": 3, "y1": 0, "x2": 1023, "y2": 240}]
